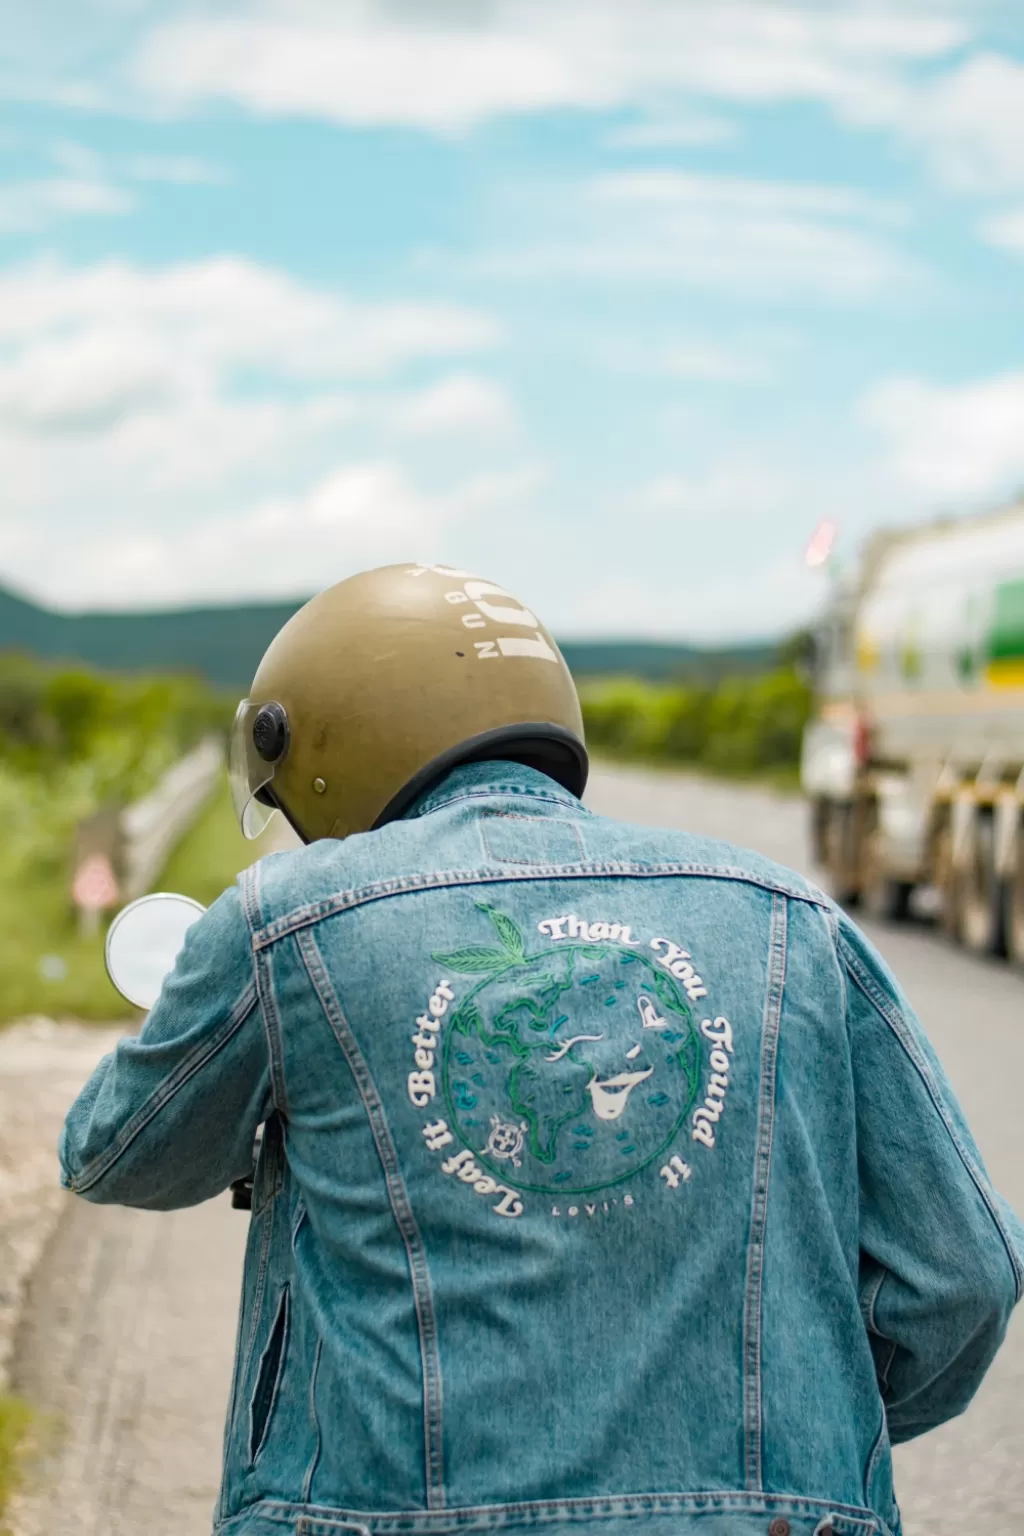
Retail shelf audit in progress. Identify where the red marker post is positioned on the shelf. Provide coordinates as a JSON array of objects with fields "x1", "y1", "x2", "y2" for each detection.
[{"x1": 72, "y1": 852, "x2": 120, "y2": 938}]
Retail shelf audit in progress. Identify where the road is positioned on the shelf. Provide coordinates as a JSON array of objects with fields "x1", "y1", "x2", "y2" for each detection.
[{"x1": 10, "y1": 764, "x2": 1024, "y2": 1535}]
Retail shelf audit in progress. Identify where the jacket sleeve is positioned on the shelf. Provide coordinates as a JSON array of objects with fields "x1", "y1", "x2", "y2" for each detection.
[
  {"x1": 59, "y1": 884, "x2": 274, "y2": 1210},
  {"x1": 839, "y1": 914, "x2": 1024, "y2": 1443}
]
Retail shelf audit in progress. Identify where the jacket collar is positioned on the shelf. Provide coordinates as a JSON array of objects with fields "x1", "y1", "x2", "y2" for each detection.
[{"x1": 406, "y1": 760, "x2": 587, "y2": 819}]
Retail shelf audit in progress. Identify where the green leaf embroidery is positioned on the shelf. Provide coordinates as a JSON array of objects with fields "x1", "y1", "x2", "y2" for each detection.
[
  {"x1": 476, "y1": 903, "x2": 526, "y2": 960},
  {"x1": 651, "y1": 967, "x2": 690, "y2": 1018},
  {"x1": 431, "y1": 946, "x2": 515, "y2": 975},
  {"x1": 451, "y1": 999, "x2": 483, "y2": 1036}
]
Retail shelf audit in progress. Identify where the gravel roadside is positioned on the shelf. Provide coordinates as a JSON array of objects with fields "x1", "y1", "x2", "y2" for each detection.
[{"x1": 0, "y1": 1017, "x2": 121, "y2": 1394}]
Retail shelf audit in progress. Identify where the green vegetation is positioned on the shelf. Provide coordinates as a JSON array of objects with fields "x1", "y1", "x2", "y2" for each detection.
[
  {"x1": 159, "y1": 775, "x2": 282, "y2": 909},
  {"x1": 0, "y1": 634, "x2": 812, "y2": 1023},
  {"x1": 579, "y1": 666, "x2": 812, "y2": 785},
  {"x1": 0, "y1": 1394, "x2": 34, "y2": 1529},
  {"x1": 0, "y1": 654, "x2": 234, "y2": 1024}
]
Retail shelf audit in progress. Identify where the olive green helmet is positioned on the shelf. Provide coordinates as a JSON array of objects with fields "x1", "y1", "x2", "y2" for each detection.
[{"x1": 229, "y1": 562, "x2": 588, "y2": 843}]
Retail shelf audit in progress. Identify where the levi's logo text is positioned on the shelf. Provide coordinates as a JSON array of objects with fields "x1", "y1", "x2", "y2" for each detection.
[{"x1": 408, "y1": 904, "x2": 736, "y2": 1221}]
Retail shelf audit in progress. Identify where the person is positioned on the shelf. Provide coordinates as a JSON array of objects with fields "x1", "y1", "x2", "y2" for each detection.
[{"x1": 60, "y1": 562, "x2": 1023, "y2": 1536}]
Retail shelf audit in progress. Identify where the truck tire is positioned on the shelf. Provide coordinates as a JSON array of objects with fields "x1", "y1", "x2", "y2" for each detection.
[
  {"x1": 863, "y1": 871, "x2": 912, "y2": 923},
  {"x1": 860, "y1": 820, "x2": 911, "y2": 923},
  {"x1": 958, "y1": 812, "x2": 1005, "y2": 956},
  {"x1": 822, "y1": 801, "x2": 858, "y2": 907},
  {"x1": 933, "y1": 821, "x2": 960, "y2": 939},
  {"x1": 1005, "y1": 819, "x2": 1024, "y2": 970}
]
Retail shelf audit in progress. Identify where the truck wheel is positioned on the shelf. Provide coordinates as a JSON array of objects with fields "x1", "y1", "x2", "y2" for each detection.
[
  {"x1": 1005, "y1": 820, "x2": 1024, "y2": 969},
  {"x1": 933, "y1": 821, "x2": 960, "y2": 939},
  {"x1": 823, "y1": 802, "x2": 858, "y2": 907},
  {"x1": 809, "y1": 798, "x2": 829, "y2": 868},
  {"x1": 959, "y1": 812, "x2": 1005, "y2": 956},
  {"x1": 859, "y1": 820, "x2": 911, "y2": 923}
]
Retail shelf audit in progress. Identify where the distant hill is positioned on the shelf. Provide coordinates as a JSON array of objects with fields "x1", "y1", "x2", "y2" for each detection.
[
  {"x1": 559, "y1": 638, "x2": 777, "y2": 683},
  {"x1": 0, "y1": 583, "x2": 778, "y2": 689},
  {"x1": 0, "y1": 584, "x2": 305, "y2": 690}
]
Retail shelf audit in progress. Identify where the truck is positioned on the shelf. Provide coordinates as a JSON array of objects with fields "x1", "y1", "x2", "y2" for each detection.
[{"x1": 801, "y1": 499, "x2": 1024, "y2": 965}]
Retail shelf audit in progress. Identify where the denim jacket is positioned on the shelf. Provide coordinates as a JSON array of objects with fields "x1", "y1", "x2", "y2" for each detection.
[{"x1": 60, "y1": 763, "x2": 1024, "y2": 1536}]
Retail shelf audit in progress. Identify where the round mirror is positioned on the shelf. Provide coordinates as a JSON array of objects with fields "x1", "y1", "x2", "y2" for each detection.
[{"x1": 105, "y1": 892, "x2": 207, "y2": 1010}]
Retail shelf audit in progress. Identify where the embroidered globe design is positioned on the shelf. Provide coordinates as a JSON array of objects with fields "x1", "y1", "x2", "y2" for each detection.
[{"x1": 433, "y1": 905, "x2": 702, "y2": 1196}]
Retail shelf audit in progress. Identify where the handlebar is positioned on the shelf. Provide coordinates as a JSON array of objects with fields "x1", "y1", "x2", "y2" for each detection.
[{"x1": 230, "y1": 1125, "x2": 264, "y2": 1211}]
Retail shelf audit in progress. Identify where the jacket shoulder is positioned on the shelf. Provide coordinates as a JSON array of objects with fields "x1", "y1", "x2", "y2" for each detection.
[{"x1": 582, "y1": 810, "x2": 830, "y2": 907}]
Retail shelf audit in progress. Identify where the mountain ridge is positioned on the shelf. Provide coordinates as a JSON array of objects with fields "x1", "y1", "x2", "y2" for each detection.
[{"x1": 0, "y1": 583, "x2": 778, "y2": 687}]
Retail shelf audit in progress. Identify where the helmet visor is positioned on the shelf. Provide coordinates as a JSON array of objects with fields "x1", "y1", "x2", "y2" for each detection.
[{"x1": 229, "y1": 699, "x2": 280, "y2": 840}]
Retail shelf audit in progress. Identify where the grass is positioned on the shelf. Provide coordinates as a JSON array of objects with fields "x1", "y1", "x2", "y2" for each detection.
[
  {"x1": 0, "y1": 775, "x2": 279, "y2": 1026},
  {"x1": 0, "y1": 1395, "x2": 34, "y2": 1529},
  {"x1": 157, "y1": 775, "x2": 281, "y2": 907}
]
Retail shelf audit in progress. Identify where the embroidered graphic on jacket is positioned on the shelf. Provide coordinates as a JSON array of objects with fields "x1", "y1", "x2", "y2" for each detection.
[{"x1": 428, "y1": 903, "x2": 704, "y2": 1199}]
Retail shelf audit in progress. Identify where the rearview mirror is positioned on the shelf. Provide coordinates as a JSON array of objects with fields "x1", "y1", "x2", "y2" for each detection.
[{"x1": 105, "y1": 892, "x2": 207, "y2": 1010}]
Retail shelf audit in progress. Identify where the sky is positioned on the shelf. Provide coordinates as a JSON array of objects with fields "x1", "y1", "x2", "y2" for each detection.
[{"x1": 1, "y1": 1, "x2": 1024, "y2": 640}]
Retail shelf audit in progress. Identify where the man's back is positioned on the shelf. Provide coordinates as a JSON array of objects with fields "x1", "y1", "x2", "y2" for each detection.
[{"x1": 61, "y1": 762, "x2": 1023, "y2": 1536}]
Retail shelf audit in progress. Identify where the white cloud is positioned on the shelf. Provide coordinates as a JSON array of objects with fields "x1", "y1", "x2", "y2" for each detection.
[
  {"x1": 127, "y1": 1, "x2": 965, "y2": 132},
  {"x1": 462, "y1": 168, "x2": 918, "y2": 299},
  {"x1": 0, "y1": 256, "x2": 497, "y2": 423},
  {"x1": 0, "y1": 173, "x2": 130, "y2": 233},
  {"x1": 663, "y1": 344, "x2": 774, "y2": 385},
  {"x1": 862, "y1": 371, "x2": 1024, "y2": 502},
  {"x1": 605, "y1": 111, "x2": 738, "y2": 150},
  {"x1": 12, "y1": 457, "x2": 548, "y2": 610},
  {"x1": 11, "y1": 1, "x2": 1017, "y2": 215},
  {"x1": 555, "y1": 553, "x2": 824, "y2": 641},
  {"x1": 12, "y1": 0, "x2": 1021, "y2": 212},
  {"x1": 541, "y1": 457, "x2": 838, "y2": 638},
  {"x1": 0, "y1": 139, "x2": 224, "y2": 234},
  {"x1": 67, "y1": 462, "x2": 442, "y2": 607},
  {"x1": 0, "y1": 256, "x2": 519, "y2": 606},
  {"x1": 123, "y1": 153, "x2": 225, "y2": 185},
  {"x1": 980, "y1": 208, "x2": 1024, "y2": 252},
  {"x1": 387, "y1": 374, "x2": 515, "y2": 437},
  {"x1": 899, "y1": 53, "x2": 1024, "y2": 193}
]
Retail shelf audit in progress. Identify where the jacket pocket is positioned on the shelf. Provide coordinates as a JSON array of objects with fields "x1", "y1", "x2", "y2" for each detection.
[{"x1": 250, "y1": 1283, "x2": 289, "y2": 1463}]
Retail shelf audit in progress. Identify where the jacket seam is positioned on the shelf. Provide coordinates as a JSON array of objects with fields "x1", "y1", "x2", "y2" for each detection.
[
  {"x1": 876, "y1": 1337, "x2": 898, "y2": 1396},
  {"x1": 411, "y1": 784, "x2": 588, "y2": 818},
  {"x1": 296, "y1": 926, "x2": 446, "y2": 1511},
  {"x1": 243, "y1": 863, "x2": 288, "y2": 1114},
  {"x1": 862, "y1": 1405, "x2": 890, "y2": 1511},
  {"x1": 742, "y1": 891, "x2": 787, "y2": 1493},
  {"x1": 862, "y1": 1259, "x2": 898, "y2": 1393},
  {"x1": 64, "y1": 983, "x2": 259, "y2": 1193},
  {"x1": 840, "y1": 935, "x2": 1024, "y2": 1300},
  {"x1": 862, "y1": 1261, "x2": 889, "y2": 1338},
  {"x1": 219, "y1": 1490, "x2": 888, "y2": 1531},
  {"x1": 236, "y1": 1194, "x2": 277, "y2": 1447},
  {"x1": 249, "y1": 1283, "x2": 290, "y2": 1465},
  {"x1": 479, "y1": 811, "x2": 586, "y2": 866},
  {"x1": 253, "y1": 863, "x2": 827, "y2": 950},
  {"x1": 819, "y1": 904, "x2": 848, "y2": 1016},
  {"x1": 302, "y1": 1336, "x2": 324, "y2": 1504},
  {"x1": 220, "y1": 1204, "x2": 263, "y2": 1524}
]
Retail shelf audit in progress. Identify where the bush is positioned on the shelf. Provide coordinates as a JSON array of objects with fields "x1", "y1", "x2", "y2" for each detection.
[
  {"x1": 0, "y1": 654, "x2": 235, "y2": 1024},
  {"x1": 0, "y1": 654, "x2": 233, "y2": 878},
  {"x1": 0, "y1": 1394, "x2": 34, "y2": 1526},
  {"x1": 579, "y1": 667, "x2": 812, "y2": 780}
]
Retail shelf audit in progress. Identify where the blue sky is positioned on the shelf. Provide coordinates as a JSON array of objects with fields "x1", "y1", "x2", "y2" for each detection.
[{"x1": 1, "y1": 1, "x2": 1023, "y2": 640}]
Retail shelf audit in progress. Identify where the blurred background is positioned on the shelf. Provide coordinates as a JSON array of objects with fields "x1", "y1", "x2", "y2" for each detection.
[{"x1": 0, "y1": 3, "x2": 1023, "y2": 1534}]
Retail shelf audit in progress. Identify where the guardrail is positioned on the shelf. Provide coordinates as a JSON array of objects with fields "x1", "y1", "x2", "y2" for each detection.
[
  {"x1": 119, "y1": 736, "x2": 225, "y2": 902},
  {"x1": 73, "y1": 737, "x2": 224, "y2": 924}
]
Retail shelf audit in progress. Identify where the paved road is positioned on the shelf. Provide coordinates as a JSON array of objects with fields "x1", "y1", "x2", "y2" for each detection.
[{"x1": 11, "y1": 765, "x2": 1024, "y2": 1534}]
